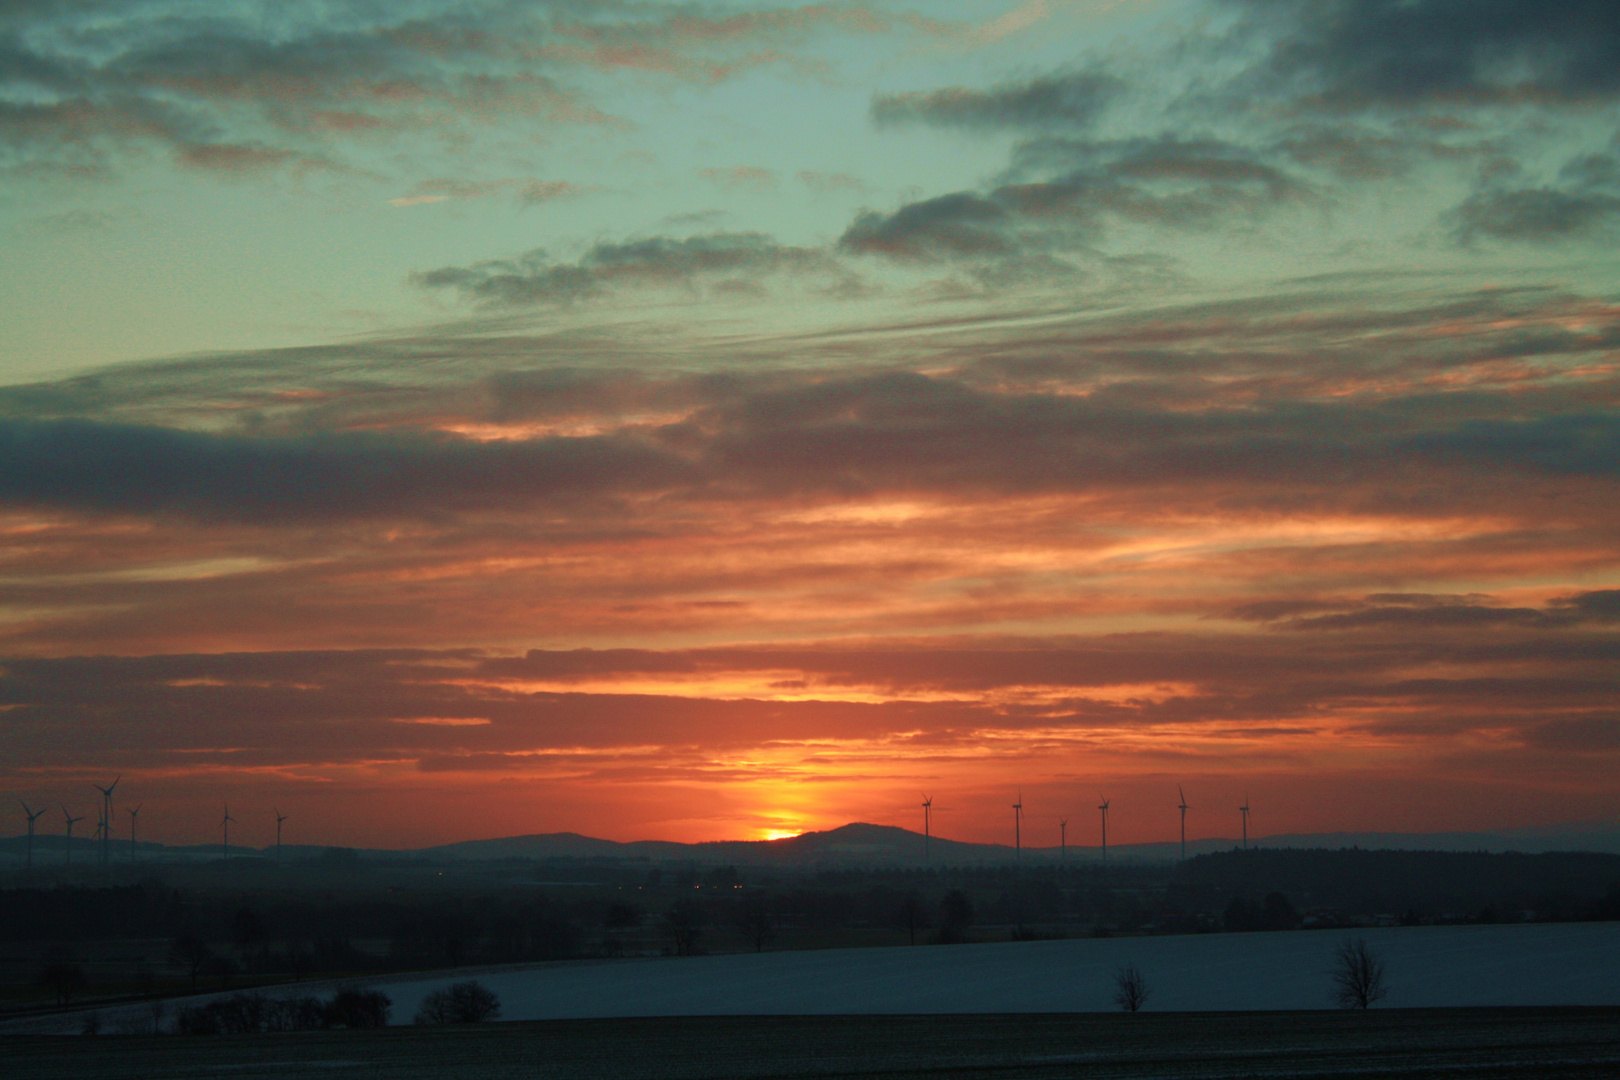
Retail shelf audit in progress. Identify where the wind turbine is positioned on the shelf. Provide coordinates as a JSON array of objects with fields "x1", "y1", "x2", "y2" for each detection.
[
  {"x1": 1098, "y1": 794, "x2": 1110, "y2": 865},
  {"x1": 1012, "y1": 791, "x2": 1023, "y2": 859},
  {"x1": 20, "y1": 801, "x2": 46, "y2": 870},
  {"x1": 1239, "y1": 793, "x2": 1251, "y2": 851},
  {"x1": 62, "y1": 806, "x2": 85, "y2": 867},
  {"x1": 92, "y1": 776, "x2": 119, "y2": 868},
  {"x1": 1058, "y1": 818, "x2": 1067, "y2": 861},
  {"x1": 1178, "y1": 785, "x2": 1190, "y2": 861},
  {"x1": 221, "y1": 804, "x2": 235, "y2": 862},
  {"x1": 274, "y1": 808, "x2": 288, "y2": 861},
  {"x1": 127, "y1": 805, "x2": 141, "y2": 862}
]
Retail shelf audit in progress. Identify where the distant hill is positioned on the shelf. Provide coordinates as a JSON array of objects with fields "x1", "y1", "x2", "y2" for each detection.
[{"x1": 4, "y1": 820, "x2": 1619, "y2": 869}]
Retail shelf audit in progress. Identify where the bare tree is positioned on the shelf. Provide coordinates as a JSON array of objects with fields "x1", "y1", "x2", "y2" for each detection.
[
  {"x1": 664, "y1": 898, "x2": 706, "y2": 956},
  {"x1": 1112, "y1": 963, "x2": 1150, "y2": 1013},
  {"x1": 1331, "y1": 937, "x2": 1388, "y2": 1009},
  {"x1": 414, "y1": 980, "x2": 500, "y2": 1025},
  {"x1": 37, "y1": 945, "x2": 88, "y2": 1006},
  {"x1": 167, "y1": 935, "x2": 214, "y2": 993},
  {"x1": 733, "y1": 894, "x2": 774, "y2": 953},
  {"x1": 897, "y1": 894, "x2": 929, "y2": 946}
]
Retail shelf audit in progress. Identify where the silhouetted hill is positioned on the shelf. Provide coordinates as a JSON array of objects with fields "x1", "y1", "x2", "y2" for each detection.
[{"x1": 5, "y1": 820, "x2": 1619, "y2": 870}]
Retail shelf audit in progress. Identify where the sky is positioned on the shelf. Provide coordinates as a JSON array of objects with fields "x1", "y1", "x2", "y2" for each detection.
[{"x1": 2, "y1": 0, "x2": 1618, "y2": 851}]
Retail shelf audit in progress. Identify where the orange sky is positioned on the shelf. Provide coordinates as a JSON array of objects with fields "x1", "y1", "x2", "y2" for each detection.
[{"x1": 3, "y1": 1, "x2": 1619, "y2": 849}]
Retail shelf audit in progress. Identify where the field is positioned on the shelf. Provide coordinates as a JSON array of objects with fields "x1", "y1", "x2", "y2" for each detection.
[
  {"x1": 7, "y1": 1009, "x2": 1620, "y2": 1079},
  {"x1": 368, "y1": 922, "x2": 1620, "y2": 1021}
]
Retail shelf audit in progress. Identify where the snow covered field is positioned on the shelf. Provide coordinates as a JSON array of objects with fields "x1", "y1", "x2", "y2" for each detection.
[
  {"x1": 7, "y1": 921, "x2": 1617, "y2": 1035},
  {"x1": 375, "y1": 922, "x2": 1620, "y2": 1022}
]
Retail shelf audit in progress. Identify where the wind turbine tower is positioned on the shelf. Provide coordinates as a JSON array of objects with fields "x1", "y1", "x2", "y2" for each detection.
[
  {"x1": 62, "y1": 807, "x2": 85, "y2": 867},
  {"x1": 920, "y1": 794, "x2": 932, "y2": 861},
  {"x1": 1059, "y1": 818, "x2": 1067, "y2": 861},
  {"x1": 127, "y1": 805, "x2": 141, "y2": 862},
  {"x1": 221, "y1": 804, "x2": 235, "y2": 862},
  {"x1": 1098, "y1": 795, "x2": 1110, "y2": 865},
  {"x1": 1178, "y1": 785, "x2": 1189, "y2": 861},
  {"x1": 1012, "y1": 792, "x2": 1023, "y2": 860},
  {"x1": 20, "y1": 801, "x2": 46, "y2": 870},
  {"x1": 1239, "y1": 793, "x2": 1251, "y2": 851},
  {"x1": 92, "y1": 776, "x2": 119, "y2": 869},
  {"x1": 274, "y1": 808, "x2": 288, "y2": 861}
]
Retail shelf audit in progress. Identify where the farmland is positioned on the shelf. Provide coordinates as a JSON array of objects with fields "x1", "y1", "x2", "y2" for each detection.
[{"x1": 7, "y1": 1009, "x2": 1620, "y2": 1079}]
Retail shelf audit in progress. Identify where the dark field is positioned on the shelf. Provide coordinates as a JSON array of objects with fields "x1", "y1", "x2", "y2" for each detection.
[{"x1": 7, "y1": 1009, "x2": 1620, "y2": 1080}]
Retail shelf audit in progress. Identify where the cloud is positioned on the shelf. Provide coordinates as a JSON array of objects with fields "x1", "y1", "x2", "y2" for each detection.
[
  {"x1": 0, "y1": 1, "x2": 923, "y2": 180},
  {"x1": 1444, "y1": 144, "x2": 1620, "y2": 245},
  {"x1": 872, "y1": 71, "x2": 1121, "y2": 131},
  {"x1": 414, "y1": 231, "x2": 850, "y2": 306},
  {"x1": 387, "y1": 177, "x2": 585, "y2": 208},
  {"x1": 797, "y1": 171, "x2": 864, "y2": 192},
  {"x1": 1234, "y1": 590, "x2": 1620, "y2": 633},
  {"x1": 0, "y1": 416, "x2": 684, "y2": 523},
  {"x1": 1228, "y1": 0, "x2": 1620, "y2": 110},
  {"x1": 840, "y1": 135, "x2": 1310, "y2": 264},
  {"x1": 698, "y1": 166, "x2": 776, "y2": 190}
]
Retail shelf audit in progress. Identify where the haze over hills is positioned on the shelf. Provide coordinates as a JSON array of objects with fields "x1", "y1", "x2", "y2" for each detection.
[{"x1": 5, "y1": 821, "x2": 1620, "y2": 868}]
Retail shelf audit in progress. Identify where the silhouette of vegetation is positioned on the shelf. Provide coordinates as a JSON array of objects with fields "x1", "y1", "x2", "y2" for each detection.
[
  {"x1": 1332, "y1": 937, "x2": 1388, "y2": 1009},
  {"x1": 173, "y1": 987, "x2": 390, "y2": 1033},
  {"x1": 2, "y1": 848, "x2": 1616, "y2": 1012},
  {"x1": 664, "y1": 897, "x2": 706, "y2": 955},
  {"x1": 1112, "y1": 963, "x2": 1150, "y2": 1013},
  {"x1": 897, "y1": 893, "x2": 929, "y2": 945},
  {"x1": 326, "y1": 987, "x2": 393, "y2": 1027},
  {"x1": 937, "y1": 889, "x2": 974, "y2": 944},
  {"x1": 166, "y1": 935, "x2": 214, "y2": 993},
  {"x1": 1223, "y1": 892, "x2": 1301, "y2": 931},
  {"x1": 36, "y1": 945, "x2": 88, "y2": 1005},
  {"x1": 414, "y1": 980, "x2": 500, "y2": 1024},
  {"x1": 733, "y1": 894, "x2": 774, "y2": 952}
]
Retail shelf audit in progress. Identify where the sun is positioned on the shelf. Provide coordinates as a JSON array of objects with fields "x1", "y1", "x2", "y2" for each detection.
[{"x1": 760, "y1": 829, "x2": 802, "y2": 841}]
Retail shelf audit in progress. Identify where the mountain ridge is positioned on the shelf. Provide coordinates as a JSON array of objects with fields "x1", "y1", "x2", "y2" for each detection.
[{"x1": 5, "y1": 820, "x2": 1618, "y2": 867}]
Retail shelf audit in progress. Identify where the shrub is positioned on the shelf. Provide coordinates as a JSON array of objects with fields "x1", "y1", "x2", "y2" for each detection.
[
  {"x1": 325, "y1": 987, "x2": 392, "y2": 1028},
  {"x1": 413, "y1": 980, "x2": 501, "y2": 1025}
]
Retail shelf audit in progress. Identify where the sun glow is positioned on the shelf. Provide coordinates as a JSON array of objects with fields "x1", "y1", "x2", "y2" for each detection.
[{"x1": 760, "y1": 828, "x2": 802, "y2": 841}]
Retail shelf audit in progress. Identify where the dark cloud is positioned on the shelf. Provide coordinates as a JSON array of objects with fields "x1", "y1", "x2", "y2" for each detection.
[
  {"x1": 1524, "y1": 717, "x2": 1620, "y2": 752},
  {"x1": 0, "y1": 1, "x2": 904, "y2": 178},
  {"x1": 0, "y1": 416, "x2": 683, "y2": 522},
  {"x1": 2, "y1": 629, "x2": 1616, "y2": 775},
  {"x1": 1402, "y1": 414, "x2": 1620, "y2": 478},
  {"x1": 414, "y1": 232, "x2": 850, "y2": 306},
  {"x1": 2, "y1": 292, "x2": 1618, "y2": 525},
  {"x1": 1233, "y1": 590, "x2": 1620, "y2": 633},
  {"x1": 1450, "y1": 187, "x2": 1620, "y2": 242},
  {"x1": 839, "y1": 135, "x2": 1309, "y2": 265},
  {"x1": 1232, "y1": 0, "x2": 1620, "y2": 109},
  {"x1": 839, "y1": 192, "x2": 1021, "y2": 262},
  {"x1": 871, "y1": 72, "x2": 1121, "y2": 131}
]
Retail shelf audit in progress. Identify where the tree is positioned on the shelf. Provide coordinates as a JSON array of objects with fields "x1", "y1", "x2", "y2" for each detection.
[
  {"x1": 167, "y1": 935, "x2": 214, "y2": 993},
  {"x1": 897, "y1": 894, "x2": 929, "y2": 946},
  {"x1": 37, "y1": 945, "x2": 88, "y2": 1005},
  {"x1": 326, "y1": 987, "x2": 392, "y2": 1028},
  {"x1": 664, "y1": 898, "x2": 706, "y2": 956},
  {"x1": 414, "y1": 980, "x2": 500, "y2": 1024},
  {"x1": 1112, "y1": 963, "x2": 1150, "y2": 1013},
  {"x1": 232, "y1": 906, "x2": 268, "y2": 964},
  {"x1": 1331, "y1": 937, "x2": 1388, "y2": 1009},
  {"x1": 733, "y1": 894, "x2": 774, "y2": 952},
  {"x1": 937, "y1": 889, "x2": 974, "y2": 944}
]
